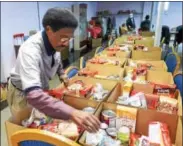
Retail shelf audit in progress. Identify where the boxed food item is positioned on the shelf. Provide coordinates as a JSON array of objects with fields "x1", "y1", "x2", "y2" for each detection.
[
  {"x1": 99, "y1": 48, "x2": 131, "y2": 58},
  {"x1": 87, "y1": 56, "x2": 126, "y2": 67},
  {"x1": 149, "y1": 122, "x2": 172, "y2": 146},
  {"x1": 125, "y1": 59, "x2": 168, "y2": 71},
  {"x1": 5, "y1": 96, "x2": 100, "y2": 146},
  {"x1": 58, "y1": 76, "x2": 118, "y2": 102},
  {"x1": 84, "y1": 64, "x2": 124, "y2": 81},
  {"x1": 123, "y1": 66, "x2": 147, "y2": 84},
  {"x1": 79, "y1": 102, "x2": 182, "y2": 146},
  {"x1": 107, "y1": 82, "x2": 182, "y2": 116}
]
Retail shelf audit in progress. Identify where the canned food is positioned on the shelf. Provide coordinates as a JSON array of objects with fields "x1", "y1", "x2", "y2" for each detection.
[
  {"x1": 100, "y1": 123, "x2": 108, "y2": 130},
  {"x1": 101, "y1": 110, "x2": 116, "y2": 125},
  {"x1": 82, "y1": 107, "x2": 95, "y2": 114},
  {"x1": 117, "y1": 126, "x2": 130, "y2": 146},
  {"x1": 106, "y1": 127, "x2": 117, "y2": 139}
]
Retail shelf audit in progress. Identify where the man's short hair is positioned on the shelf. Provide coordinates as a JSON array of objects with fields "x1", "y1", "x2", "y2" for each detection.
[
  {"x1": 145, "y1": 15, "x2": 150, "y2": 20},
  {"x1": 42, "y1": 7, "x2": 78, "y2": 32}
]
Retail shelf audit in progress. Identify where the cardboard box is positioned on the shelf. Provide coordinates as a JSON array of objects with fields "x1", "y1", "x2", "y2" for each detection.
[
  {"x1": 107, "y1": 82, "x2": 182, "y2": 117},
  {"x1": 86, "y1": 56, "x2": 126, "y2": 67},
  {"x1": 5, "y1": 96, "x2": 100, "y2": 146},
  {"x1": 135, "y1": 37, "x2": 154, "y2": 47},
  {"x1": 147, "y1": 70, "x2": 174, "y2": 84},
  {"x1": 99, "y1": 49, "x2": 131, "y2": 58},
  {"x1": 123, "y1": 66, "x2": 174, "y2": 84},
  {"x1": 131, "y1": 46, "x2": 162, "y2": 60},
  {"x1": 84, "y1": 63, "x2": 124, "y2": 81},
  {"x1": 79, "y1": 102, "x2": 182, "y2": 146},
  {"x1": 57, "y1": 76, "x2": 118, "y2": 101},
  {"x1": 125, "y1": 59, "x2": 168, "y2": 71}
]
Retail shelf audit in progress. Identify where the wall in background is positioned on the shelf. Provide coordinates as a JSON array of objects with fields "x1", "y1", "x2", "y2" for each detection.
[
  {"x1": 1, "y1": 2, "x2": 97, "y2": 82},
  {"x1": 151, "y1": 2, "x2": 182, "y2": 30},
  {"x1": 1, "y1": 2, "x2": 39, "y2": 82},
  {"x1": 161, "y1": 2, "x2": 182, "y2": 29},
  {"x1": 96, "y1": 2, "x2": 144, "y2": 33}
]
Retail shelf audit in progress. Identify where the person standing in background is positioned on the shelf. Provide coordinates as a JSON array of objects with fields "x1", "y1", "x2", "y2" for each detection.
[
  {"x1": 140, "y1": 15, "x2": 151, "y2": 31},
  {"x1": 120, "y1": 23, "x2": 128, "y2": 35},
  {"x1": 126, "y1": 13, "x2": 136, "y2": 31}
]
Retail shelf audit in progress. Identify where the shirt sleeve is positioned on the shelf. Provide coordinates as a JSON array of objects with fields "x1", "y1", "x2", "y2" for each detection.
[{"x1": 26, "y1": 88, "x2": 74, "y2": 120}]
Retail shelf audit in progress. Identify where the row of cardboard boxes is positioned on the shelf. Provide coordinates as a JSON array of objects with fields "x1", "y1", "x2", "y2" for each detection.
[
  {"x1": 100, "y1": 35, "x2": 159, "y2": 60},
  {"x1": 6, "y1": 76, "x2": 182, "y2": 146},
  {"x1": 6, "y1": 35, "x2": 181, "y2": 146}
]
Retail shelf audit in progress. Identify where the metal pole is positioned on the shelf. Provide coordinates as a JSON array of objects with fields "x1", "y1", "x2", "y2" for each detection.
[{"x1": 154, "y1": 2, "x2": 165, "y2": 47}]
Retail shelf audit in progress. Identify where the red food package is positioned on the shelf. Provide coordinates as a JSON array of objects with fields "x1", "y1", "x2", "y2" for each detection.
[
  {"x1": 149, "y1": 122, "x2": 172, "y2": 146},
  {"x1": 145, "y1": 94, "x2": 159, "y2": 110},
  {"x1": 130, "y1": 133, "x2": 141, "y2": 146},
  {"x1": 46, "y1": 88, "x2": 66, "y2": 99},
  {"x1": 150, "y1": 82, "x2": 176, "y2": 98},
  {"x1": 107, "y1": 52, "x2": 116, "y2": 57},
  {"x1": 80, "y1": 84, "x2": 93, "y2": 96}
]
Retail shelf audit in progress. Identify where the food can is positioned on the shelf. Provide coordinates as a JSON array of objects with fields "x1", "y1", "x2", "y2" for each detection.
[
  {"x1": 117, "y1": 126, "x2": 130, "y2": 146},
  {"x1": 106, "y1": 127, "x2": 117, "y2": 139},
  {"x1": 101, "y1": 110, "x2": 116, "y2": 125},
  {"x1": 82, "y1": 107, "x2": 95, "y2": 114}
]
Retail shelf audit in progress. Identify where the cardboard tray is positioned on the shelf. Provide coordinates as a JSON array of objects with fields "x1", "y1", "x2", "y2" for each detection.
[
  {"x1": 125, "y1": 59, "x2": 168, "y2": 71},
  {"x1": 131, "y1": 46, "x2": 162, "y2": 60},
  {"x1": 79, "y1": 102, "x2": 182, "y2": 146},
  {"x1": 86, "y1": 56, "x2": 126, "y2": 67},
  {"x1": 5, "y1": 96, "x2": 101, "y2": 146},
  {"x1": 99, "y1": 49, "x2": 131, "y2": 58},
  {"x1": 57, "y1": 76, "x2": 118, "y2": 102},
  {"x1": 84, "y1": 64, "x2": 124, "y2": 81},
  {"x1": 107, "y1": 82, "x2": 182, "y2": 117},
  {"x1": 123, "y1": 66, "x2": 174, "y2": 84}
]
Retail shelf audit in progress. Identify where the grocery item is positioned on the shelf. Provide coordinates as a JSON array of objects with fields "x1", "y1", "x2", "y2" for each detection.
[
  {"x1": 101, "y1": 110, "x2": 116, "y2": 126},
  {"x1": 85, "y1": 129, "x2": 121, "y2": 146},
  {"x1": 150, "y1": 82, "x2": 176, "y2": 98},
  {"x1": 78, "y1": 68, "x2": 98, "y2": 77},
  {"x1": 124, "y1": 68, "x2": 147, "y2": 84},
  {"x1": 149, "y1": 122, "x2": 172, "y2": 146},
  {"x1": 134, "y1": 45, "x2": 148, "y2": 51},
  {"x1": 123, "y1": 82, "x2": 133, "y2": 97},
  {"x1": 116, "y1": 105, "x2": 137, "y2": 132},
  {"x1": 117, "y1": 126, "x2": 130, "y2": 146},
  {"x1": 22, "y1": 108, "x2": 50, "y2": 128},
  {"x1": 90, "y1": 83, "x2": 109, "y2": 101},
  {"x1": 128, "y1": 92, "x2": 147, "y2": 108},
  {"x1": 130, "y1": 133, "x2": 141, "y2": 146},
  {"x1": 106, "y1": 127, "x2": 117, "y2": 139},
  {"x1": 139, "y1": 136, "x2": 150, "y2": 146},
  {"x1": 157, "y1": 96, "x2": 178, "y2": 114},
  {"x1": 131, "y1": 91, "x2": 159, "y2": 110}
]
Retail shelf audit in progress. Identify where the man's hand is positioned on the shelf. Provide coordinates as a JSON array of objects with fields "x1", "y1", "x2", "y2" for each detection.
[
  {"x1": 71, "y1": 109, "x2": 101, "y2": 133},
  {"x1": 60, "y1": 74, "x2": 69, "y2": 87}
]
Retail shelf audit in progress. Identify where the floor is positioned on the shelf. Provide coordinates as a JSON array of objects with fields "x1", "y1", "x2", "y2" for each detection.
[
  {"x1": 1, "y1": 47, "x2": 97, "y2": 146},
  {"x1": 1, "y1": 44, "x2": 182, "y2": 146}
]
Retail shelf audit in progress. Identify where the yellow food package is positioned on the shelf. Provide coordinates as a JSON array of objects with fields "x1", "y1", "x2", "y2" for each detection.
[
  {"x1": 116, "y1": 105, "x2": 137, "y2": 132},
  {"x1": 123, "y1": 82, "x2": 133, "y2": 97}
]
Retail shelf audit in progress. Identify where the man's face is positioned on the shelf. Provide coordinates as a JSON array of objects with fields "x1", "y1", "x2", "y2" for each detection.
[
  {"x1": 130, "y1": 13, "x2": 133, "y2": 18},
  {"x1": 46, "y1": 26, "x2": 75, "y2": 52}
]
